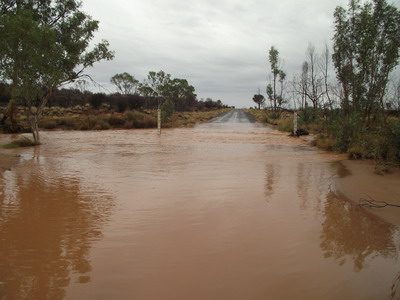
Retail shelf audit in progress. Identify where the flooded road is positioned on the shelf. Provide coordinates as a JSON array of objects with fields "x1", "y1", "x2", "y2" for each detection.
[{"x1": 1, "y1": 109, "x2": 400, "y2": 299}]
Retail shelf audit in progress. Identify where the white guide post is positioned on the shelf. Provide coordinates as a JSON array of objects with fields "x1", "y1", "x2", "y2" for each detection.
[
  {"x1": 157, "y1": 108, "x2": 161, "y2": 135},
  {"x1": 293, "y1": 111, "x2": 298, "y2": 136}
]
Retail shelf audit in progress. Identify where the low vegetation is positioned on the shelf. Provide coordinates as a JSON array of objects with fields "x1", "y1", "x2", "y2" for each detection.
[
  {"x1": 1, "y1": 104, "x2": 230, "y2": 133},
  {"x1": 248, "y1": 0, "x2": 400, "y2": 166},
  {"x1": 247, "y1": 108, "x2": 400, "y2": 166},
  {"x1": 3, "y1": 136, "x2": 39, "y2": 149}
]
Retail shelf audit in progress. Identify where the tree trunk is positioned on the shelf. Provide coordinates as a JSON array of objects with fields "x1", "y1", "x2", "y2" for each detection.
[
  {"x1": 26, "y1": 112, "x2": 41, "y2": 144},
  {"x1": 1, "y1": 100, "x2": 19, "y2": 133}
]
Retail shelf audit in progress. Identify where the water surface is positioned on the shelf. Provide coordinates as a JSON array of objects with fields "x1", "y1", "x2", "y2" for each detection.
[{"x1": 1, "y1": 110, "x2": 399, "y2": 299}]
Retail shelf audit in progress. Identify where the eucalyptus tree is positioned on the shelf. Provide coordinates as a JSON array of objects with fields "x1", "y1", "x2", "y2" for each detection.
[
  {"x1": 139, "y1": 71, "x2": 171, "y2": 101},
  {"x1": 110, "y1": 72, "x2": 139, "y2": 95},
  {"x1": 252, "y1": 94, "x2": 265, "y2": 109},
  {"x1": 332, "y1": 0, "x2": 400, "y2": 126},
  {"x1": 267, "y1": 46, "x2": 286, "y2": 112},
  {"x1": 139, "y1": 71, "x2": 197, "y2": 110},
  {"x1": 0, "y1": 0, "x2": 114, "y2": 143}
]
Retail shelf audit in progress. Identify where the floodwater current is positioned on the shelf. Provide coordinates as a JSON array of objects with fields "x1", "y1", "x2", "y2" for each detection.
[{"x1": 1, "y1": 109, "x2": 400, "y2": 299}]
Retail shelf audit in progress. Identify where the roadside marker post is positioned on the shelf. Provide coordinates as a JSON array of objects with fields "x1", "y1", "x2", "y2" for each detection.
[
  {"x1": 293, "y1": 111, "x2": 298, "y2": 136},
  {"x1": 157, "y1": 108, "x2": 161, "y2": 135}
]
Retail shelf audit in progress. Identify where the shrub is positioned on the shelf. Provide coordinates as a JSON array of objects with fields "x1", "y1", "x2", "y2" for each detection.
[
  {"x1": 348, "y1": 145, "x2": 365, "y2": 159},
  {"x1": 329, "y1": 113, "x2": 362, "y2": 153},
  {"x1": 108, "y1": 115, "x2": 126, "y2": 127},
  {"x1": 125, "y1": 110, "x2": 157, "y2": 128},
  {"x1": 40, "y1": 119, "x2": 57, "y2": 129},
  {"x1": 93, "y1": 119, "x2": 111, "y2": 130},
  {"x1": 277, "y1": 119, "x2": 293, "y2": 132},
  {"x1": 314, "y1": 136, "x2": 335, "y2": 151},
  {"x1": 3, "y1": 136, "x2": 39, "y2": 148},
  {"x1": 116, "y1": 97, "x2": 128, "y2": 113},
  {"x1": 89, "y1": 93, "x2": 106, "y2": 109},
  {"x1": 56, "y1": 117, "x2": 79, "y2": 129},
  {"x1": 78, "y1": 118, "x2": 97, "y2": 130},
  {"x1": 161, "y1": 99, "x2": 175, "y2": 121}
]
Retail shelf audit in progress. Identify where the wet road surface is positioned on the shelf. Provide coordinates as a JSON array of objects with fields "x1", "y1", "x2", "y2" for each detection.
[{"x1": 1, "y1": 109, "x2": 400, "y2": 299}]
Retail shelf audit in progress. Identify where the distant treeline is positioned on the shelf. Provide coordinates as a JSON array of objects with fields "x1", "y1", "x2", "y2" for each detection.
[{"x1": 0, "y1": 83, "x2": 228, "y2": 112}]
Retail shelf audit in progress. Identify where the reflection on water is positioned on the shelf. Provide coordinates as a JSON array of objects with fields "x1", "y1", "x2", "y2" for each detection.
[
  {"x1": 320, "y1": 192, "x2": 398, "y2": 272},
  {"x1": 0, "y1": 121, "x2": 400, "y2": 299},
  {"x1": 391, "y1": 271, "x2": 400, "y2": 300},
  {"x1": 0, "y1": 155, "x2": 113, "y2": 299},
  {"x1": 264, "y1": 163, "x2": 280, "y2": 199}
]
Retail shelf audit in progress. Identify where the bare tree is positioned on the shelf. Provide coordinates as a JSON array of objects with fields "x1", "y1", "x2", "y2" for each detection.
[
  {"x1": 303, "y1": 44, "x2": 325, "y2": 111},
  {"x1": 319, "y1": 44, "x2": 334, "y2": 110}
]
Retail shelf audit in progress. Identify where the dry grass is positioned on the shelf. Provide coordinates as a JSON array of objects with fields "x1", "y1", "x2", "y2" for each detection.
[
  {"x1": 312, "y1": 136, "x2": 336, "y2": 151},
  {"x1": 35, "y1": 108, "x2": 231, "y2": 131}
]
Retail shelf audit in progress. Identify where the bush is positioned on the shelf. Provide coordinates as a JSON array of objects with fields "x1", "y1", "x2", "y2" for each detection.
[
  {"x1": 277, "y1": 118, "x2": 293, "y2": 132},
  {"x1": 125, "y1": 110, "x2": 157, "y2": 128},
  {"x1": 89, "y1": 93, "x2": 106, "y2": 109},
  {"x1": 108, "y1": 115, "x2": 126, "y2": 127},
  {"x1": 40, "y1": 119, "x2": 57, "y2": 129},
  {"x1": 78, "y1": 118, "x2": 98, "y2": 130},
  {"x1": 115, "y1": 97, "x2": 128, "y2": 113},
  {"x1": 313, "y1": 136, "x2": 335, "y2": 151},
  {"x1": 348, "y1": 145, "x2": 365, "y2": 159},
  {"x1": 161, "y1": 99, "x2": 175, "y2": 121},
  {"x1": 3, "y1": 136, "x2": 39, "y2": 148},
  {"x1": 93, "y1": 119, "x2": 111, "y2": 130},
  {"x1": 299, "y1": 107, "x2": 320, "y2": 124},
  {"x1": 329, "y1": 113, "x2": 362, "y2": 153}
]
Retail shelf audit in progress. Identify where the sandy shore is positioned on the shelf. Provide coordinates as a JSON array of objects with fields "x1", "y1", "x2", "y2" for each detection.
[{"x1": 335, "y1": 159, "x2": 400, "y2": 226}]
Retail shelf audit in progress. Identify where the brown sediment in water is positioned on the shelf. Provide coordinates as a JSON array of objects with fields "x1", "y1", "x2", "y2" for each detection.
[
  {"x1": 0, "y1": 152, "x2": 21, "y2": 173},
  {"x1": 1, "y1": 110, "x2": 400, "y2": 299},
  {"x1": 335, "y1": 160, "x2": 400, "y2": 226}
]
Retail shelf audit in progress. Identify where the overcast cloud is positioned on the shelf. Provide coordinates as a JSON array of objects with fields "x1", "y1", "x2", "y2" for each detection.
[{"x1": 80, "y1": 0, "x2": 353, "y2": 107}]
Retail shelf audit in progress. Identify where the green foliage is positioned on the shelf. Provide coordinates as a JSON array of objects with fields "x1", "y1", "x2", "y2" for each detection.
[
  {"x1": 161, "y1": 99, "x2": 175, "y2": 121},
  {"x1": 299, "y1": 107, "x2": 320, "y2": 124},
  {"x1": 252, "y1": 94, "x2": 265, "y2": 109},
  {"x1": 277, "y1": 118, "x2": 293, "y2": 132},
  {"x1": 0, "y1": 0, "x2": 114, "y2": 143},
  {"x1": 329, "y1": 113, "x2": 361, "y2": 153},
  {"x1": 348, "y1": 145, "x2": 365, "y2": 160},
  {"x1": 332, "y1": 0, "x2": 400, "y2": 126},
  {"x1": 386, "y1": 120, "x2": 400, "y2": 162},
  {"x1": 267, "y1": 46, "x2": 286, "y2": 111},
  {"x1": 313, "y1": 136, "x2": 335, "y2": 151},
  {"x1": 110, "y1": 72, "x2": 139, "y2": 94},
  {"x1": 139, "y1": 71, "x2": 171, "y2": 99},
  {"x1": 138, "y1": 71, "x2": 197, "y2": 111}
]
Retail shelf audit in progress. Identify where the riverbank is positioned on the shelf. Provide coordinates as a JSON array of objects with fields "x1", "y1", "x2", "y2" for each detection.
[
  {"x1": 335, "y1": 159, "x2": 400, "y2": 226},
  {"x1": 0, "y1": 106, "x2": 231, "y2": 132}
]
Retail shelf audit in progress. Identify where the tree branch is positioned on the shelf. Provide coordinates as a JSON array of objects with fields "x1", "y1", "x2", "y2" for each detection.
[{"x1": 359, "y1": 197, "x2": 400, "y2": 208}]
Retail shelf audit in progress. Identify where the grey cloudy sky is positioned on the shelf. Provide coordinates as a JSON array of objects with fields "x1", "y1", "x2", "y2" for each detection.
[{"x1": 80, "y1": 0, "x2": 350, "y2": 108}]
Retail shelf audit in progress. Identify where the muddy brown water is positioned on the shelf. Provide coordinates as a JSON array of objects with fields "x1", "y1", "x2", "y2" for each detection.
[{"x1": 1, "y1": 109, "x2": 400, "y2": 299}]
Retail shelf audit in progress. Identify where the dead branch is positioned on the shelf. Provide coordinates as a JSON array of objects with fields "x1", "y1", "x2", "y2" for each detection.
[{"x1": 359, "y1": 197, "x2": 400, "y2": 208}]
